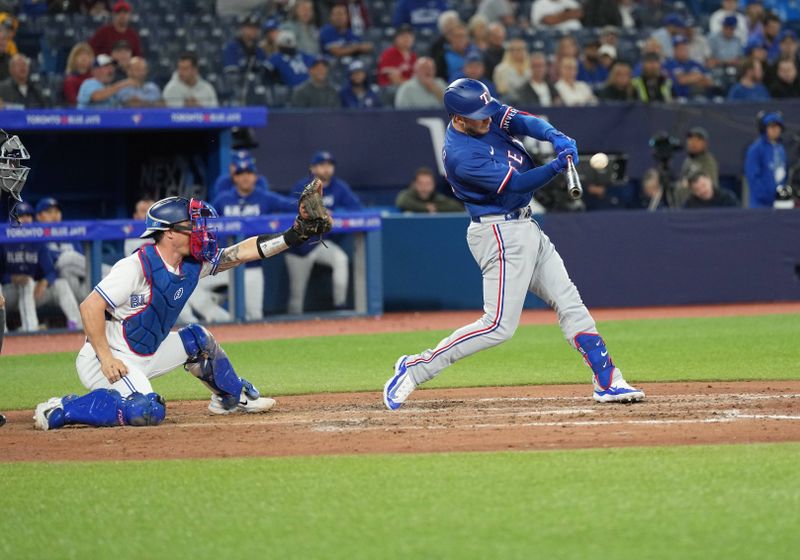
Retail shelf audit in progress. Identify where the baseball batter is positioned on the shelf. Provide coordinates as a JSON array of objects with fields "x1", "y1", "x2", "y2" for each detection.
[
  {"x1": 383, "y1": 78, "x2": 644, "y2": 409},
  {"x1": 33, "y1": 185, "x2": 331, "y2": 430}
]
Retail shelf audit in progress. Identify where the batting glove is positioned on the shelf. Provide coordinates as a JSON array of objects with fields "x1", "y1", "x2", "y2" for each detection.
[
  {"x1": 547, "y1": 130, "x2": 578, "y2": 164},
  {"x1": 549, "y1": 150, "x2": 572, "y2": 174}
]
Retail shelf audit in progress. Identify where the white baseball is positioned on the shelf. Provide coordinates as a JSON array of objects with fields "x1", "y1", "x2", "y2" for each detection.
[{"x1": 590, "y1": 153, "x2": 609, "y2": 170}]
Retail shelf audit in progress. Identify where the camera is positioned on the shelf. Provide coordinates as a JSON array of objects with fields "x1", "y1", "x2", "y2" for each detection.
[{"x1": 649, "y1": 132, "x2": 682, "y2": 164}]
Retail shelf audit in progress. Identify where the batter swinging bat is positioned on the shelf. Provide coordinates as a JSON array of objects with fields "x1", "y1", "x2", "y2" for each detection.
[{"x1": 565, "y1": 155, "x2": 582, "y2": 200}]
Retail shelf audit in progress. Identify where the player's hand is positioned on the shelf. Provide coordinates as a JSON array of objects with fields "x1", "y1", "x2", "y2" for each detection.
[
  {"x1": 548, "y1": 131, "x2": 578, "y2": 164},
  {"x1": 33, "y1": 280, "x2": 48, "y2": 301},
  {"x1": 100, "y1": 357, "x2": 128, "y2": 383},
  {"x1": 550, "y1": 150, "x2": 572, "y2": 174}
]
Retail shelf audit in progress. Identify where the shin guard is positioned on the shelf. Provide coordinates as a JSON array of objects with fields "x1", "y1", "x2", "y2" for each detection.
[{"x1": 573, "y1": 332, "x2": 615, "y2": 390}]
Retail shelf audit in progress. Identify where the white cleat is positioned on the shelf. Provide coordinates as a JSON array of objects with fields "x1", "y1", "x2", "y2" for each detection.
[
  {"x1": 383, "y1": 356, "x2": 416, "y2": 410},
  {"x1": 33, "y1": 397, "x2": 63, "y2": 431},
  {"x1": 593, "y1": 368, "x2": 645, "y2": 403},
  {"x1": 208, "y1": 392, "x2": 276, "y2": 415}
]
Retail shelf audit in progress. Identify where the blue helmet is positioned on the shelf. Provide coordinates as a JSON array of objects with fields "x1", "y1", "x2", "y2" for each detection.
[
  {"x1": 757, "y1": 111, "x2": 784, "y2": 133},
  {"x1": 443, "y1": 78, "x2": 502, "y2": 120},
  {"x1": 140, "y1": 197, "x2": 219, "y2": 262}
]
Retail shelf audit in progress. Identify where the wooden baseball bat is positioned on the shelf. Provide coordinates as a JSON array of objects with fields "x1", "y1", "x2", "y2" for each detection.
[{"x1": 565, "y1": 155, "x2": 582, "y2": 200}]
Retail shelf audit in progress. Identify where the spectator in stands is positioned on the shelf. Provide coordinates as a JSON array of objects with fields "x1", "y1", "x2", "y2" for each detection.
[
  {"x1": 394, "y1": 56, "x2": 446, "y2": 109},
  {"x1": 0, "y1": 55, "x2": 47, "y2": 109},
  {"x1": 281, "y1": 0, "x2": 320, "y2": 56},
  {"x1": 0, "y1": 24, "x2": 12, "y2": 82},
  {"x1": 531, "y1": 0, "x2": 583, "y2": 31},
  {"x1": 76, "y1": 53, "x2": 132, "y2": 108},
  {"x1": 266, "y1": 30, "x2": 316, "y2": 87},
  {"x1": 767, "y1": 57, "x2": 800, "y2": 97},
  {"x1": 467, "y1": 14, "x2": 489, "y2": 52},
  {"x1": 683, "y1": 172, "x2": 739, "y2": 209},
  {"x1": 319, "y1": 3, "x2": 373, "y2": 59},
  {"x1": 211, "y1": 158, "x2": 296, "y2": 321},
  {"x1": 259, "y1": 18, "x2": 281, "y2": 58},
  {"x1": 598, "y1": 44, "x2": 617, "y2": 72},
  {"x1": 599, "y1": 25, "x2": 621, "y2": 50},
  {"x1": 632, "y1": 52, "x2": 672, "y2": 102},
  {"x1": 727, "y1": 56, "x2": 770, "y2": 100},
  {"x1": 597, "y1": 60, "x2": 635, "y2": 101},
  {"x1": 492, "y1": 38, "x2": 530, "y2": 96},
  {"x1": 636, "y1": 0, "x2": 668, "y2": 29},
  {"x1": 456, "y1": 52, "x2": 498, "y2": 96},
  {"x1": 49, "y1": 1, "x2": 111, "y2": 16},
  {"x1": 285, "y1": 150, "x2": 362, "y2": 314},
  {"x1": 223, "y1": 15, "x2": 267, "y2": 75},
  {"x1": 762, "y1": 12, "x2": 782, "y2": 63},
  {"x1": 377, "y1": 24, "x2": 416, "y2": 87},
  {"x1": 110, "y1": 40, "x2": 133, "y2": 82},
  {"x1": 88, "y1": 0, "x2": 142, "y2": 57},
  {"x1": 554, "y1": 56, "x2": 596, "y2": 106},
  {"x1": 483, "y1": 22, "x2": 506, "y2": 78},
  {"x1": 213, "y1": 150, "x2": 270, "y2": 194},
  {"x1": 340, "y1": 59, "x2": 381, "y2": 108},
  {"x1": 710, "y1": 0, "x2": 748, "y2": 45},
  {"x1": 766, "y1": 31, "x2": 798, "y2": 83},
  {"x1": 745, "y1": 111, "x2": 786, "y2": 208},
  {"x1": 63, "y1": 42, "x2": 94, "y2": 106},
  {"x1": 290, "y1": 56, "x2": 340, "y2": 108},
  {"x1": 476, "y1": 0, "x2": 516, "y2": 26},
  {"x1": 396, "y1": 166, "x2": 463, "y2": 213},
  {"x1": 163, "y1": 51, "x2": 220, "y2": 108},
  {"x1": 440, "y1": 24, "x2": 479, "y2": 81},
  {"x1": 508, "y1": 51, "x2": 560, "y2": 106},
  {"x1": 745, "y1": 1, "x2": 765, "y2": 43},
  {"x1": 679, "y1": 127, "x2": 720, "y2": 199},
  {"x1": 549, "y1": 35, "x2": 579, "y2": 83},
  {"x1": 651, "y1": 13, "x2": 686, "y2": 59},
  {"x1": 708, "y1": 15, "x2": 744, "y2": 69},
  {"x1": 392, "y1": 0, "x2": 449, "y2": 31},
  {"x1": 117, "y1": 57, "x2": 162, "y2": 107},
  {"x1": 430, "y1": 10, "x2": 461, "y2": 80},
  {"x1": 664, "y1": 35, "x2": 712, "y2": 99},
  {"x1": 686, "y1": 24, "x2": 711, "y2": 66},
  {"x1": 577, "y1": 40, "x2": 607, "y2": 90},
  {"x1": 639, "y1": 168, "x2": 667, "y2": 211},
  {"x1": 583, "y1": 0, "x2": 623, "y2": 28}
]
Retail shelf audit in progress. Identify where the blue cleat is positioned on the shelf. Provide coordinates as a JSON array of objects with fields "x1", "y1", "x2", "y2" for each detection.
[
  {"x1": 593, "y1": 368, "x2": 645, "y2": 403},
  {"x1": 383, "y1": 356, "x2": 416, "y2": 410}
]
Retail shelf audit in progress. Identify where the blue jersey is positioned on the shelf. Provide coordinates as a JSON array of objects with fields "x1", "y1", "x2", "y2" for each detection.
[
  {"x1": 663, "y1": 58, "x2": 709, "y2": 98},
  {"x1": 340, "y1": 84, "x2": 382, "y2": 108},
  {"x1": 267, "y1": 51, "x2": 316, "y2": 87},
  {"x1": 222, "y1": 39, "x2": 267, "y2": 73},
  {"x1": 319, "y1": 25, "x2": 362, "y2": 55},
  {"x1": 45, "y1": 240, "x2": 83, "y2": 264},
  {"x1": 212, "y1": 173, "x2": 270, "y2": 198},
  {"x1": 288, "y1": 176, "x2": 362, "y2": 256},
  {"x1": 1, "y1": 242, "x2": 57, "y2": 284},
  {"x1": 443, "y1": 105, "x2": 541, "y2": 218}
]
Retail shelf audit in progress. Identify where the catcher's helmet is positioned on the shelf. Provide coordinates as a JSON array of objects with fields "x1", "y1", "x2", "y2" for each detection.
[
  {"x1": 0, "y1": 129, "x2": 30, "y2": 202},
  {"x1": 443, "y1": 78, "x2": 502, "y2": 120},
  {"x1": 141, "y1": 197, "x2": 219, "y2": 262}
]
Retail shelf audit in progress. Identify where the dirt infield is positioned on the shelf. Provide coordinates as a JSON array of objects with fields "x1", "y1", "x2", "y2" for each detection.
[
  {"x1": 4, "y1": 302, "x2": 800, "y2": 356},
  {"x1": 2, "y1": 381, "x2": 799, "y2": 462}
]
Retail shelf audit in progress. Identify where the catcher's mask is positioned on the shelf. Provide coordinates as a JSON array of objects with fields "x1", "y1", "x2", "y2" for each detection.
[
  {"x1": 141, "y1": 197, "x2": 219, "y2": 262},
  {"x1": 0, "y1": 129, "x2": 30, "y2": 202}
]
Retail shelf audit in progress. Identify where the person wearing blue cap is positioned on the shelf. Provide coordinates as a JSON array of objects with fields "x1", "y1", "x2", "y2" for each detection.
[
  {"x1": 651, "y1": 12, "x2": 687, "y2": 58},
  {"x1": 663, "y1": 35, "x2": 712, "y2": 99},
  {"x1": 285, "y1": 150, "x2": 362, "y2": 314},
  {"x1": 710, "y1": 0, "x2": 749, "y2": 45},
  {"x1": 1, "y1": 201, "x2": 82, "y2": 332},
  {"x1": 745, "y1": 111, "x2": 788, "y2": 208},
  {"x1": 210, "y1": 157, "x2": 296, "y2": 320},
  {"x1": 708, "y1": 15, "x2": 745, "y2": 68},
  {"x1": 260, "y1": 17, "x2": 282, "y2": 58},
  {"x1": 222, "y1": 15, "x2": 268, "y2": 75},
  {"x1": 212, "y1": 150, "x2": 270, "y2": 196},
  {"x1": 340, "y1": 59, "x2": 382, "y2": 108}
]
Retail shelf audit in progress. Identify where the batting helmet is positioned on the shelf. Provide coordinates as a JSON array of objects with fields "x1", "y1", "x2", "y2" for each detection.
[
  {"x1": 443, "y1": 78, "x2": 502, "y2": 120},
  {"x1": 141, "y1": 197, "x2": 219, "y2": 262},
  {"x1": 0, "y1": 129, "x2": 30, "y2": 202},
  {"x1": 757, "y1": 110, "x2": 784, "y2": 133}
]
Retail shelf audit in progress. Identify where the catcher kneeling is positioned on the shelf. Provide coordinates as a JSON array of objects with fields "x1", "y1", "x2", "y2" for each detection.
[{"x1": 33, "y1": 179, "x2": 331, "y2": 430}]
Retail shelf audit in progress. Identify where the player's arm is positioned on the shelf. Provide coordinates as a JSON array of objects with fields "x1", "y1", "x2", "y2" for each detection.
[
  {"x1": 80, "y1": 291, "x2": 128, "y2": 383},
  {"x1": 456, "y1": 152, "x2": 564, "y2": 196},
  {"x1": 498, "y1": 106, "x2": 578, "y2": 163}
]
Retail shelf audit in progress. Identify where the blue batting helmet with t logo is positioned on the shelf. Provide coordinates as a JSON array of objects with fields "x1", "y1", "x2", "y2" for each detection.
[{"x1": 443, "y1": 78, "x2": 502, "y2": 120}]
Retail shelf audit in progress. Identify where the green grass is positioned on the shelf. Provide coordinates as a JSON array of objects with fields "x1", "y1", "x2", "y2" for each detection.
[
  {"x1": 1, "y1": 314, "x2": 798, "y2": 410},
  {"x1": 1, "y1": 444, "x2": 799, "y2": 559}
]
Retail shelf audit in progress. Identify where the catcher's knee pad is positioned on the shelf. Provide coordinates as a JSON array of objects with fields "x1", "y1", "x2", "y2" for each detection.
[
  {"x1": 573, "y1": 332, "x2": 615, "y2": 390},
  {"x1": 50, "y1": 389, "x2": 165, "y2": 428},
  {"x1": 178, "y1": 324, "x2": 259, "y2": 408}
]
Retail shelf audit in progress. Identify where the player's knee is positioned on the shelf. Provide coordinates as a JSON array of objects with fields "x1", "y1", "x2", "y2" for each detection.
[
  {"x1": 178, "y1": 323, "x2": 214, "y2": 359},
  {"x1": 123, "y1": 392, "x2": 166, "y2": 426}
]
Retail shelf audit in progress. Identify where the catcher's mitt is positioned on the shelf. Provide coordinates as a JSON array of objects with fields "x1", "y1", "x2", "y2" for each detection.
[{"x1": 294, "y1": 177, "x2": 332, "y2": 242}]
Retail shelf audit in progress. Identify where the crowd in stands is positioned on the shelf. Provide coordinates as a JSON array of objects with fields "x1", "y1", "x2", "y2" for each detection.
[{"x1": 0, "y1": 0, "x2": 796, "y2": 109}]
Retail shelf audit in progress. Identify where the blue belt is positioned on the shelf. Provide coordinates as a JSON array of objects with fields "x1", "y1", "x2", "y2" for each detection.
[{"x1": 471, "y1": 206, "x2": 532, "y2": 224}]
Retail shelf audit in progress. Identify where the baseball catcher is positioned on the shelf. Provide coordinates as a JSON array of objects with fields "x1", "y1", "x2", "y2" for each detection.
[{"x1": 33, "y1": 177, "x2": 331, "y2": 430}]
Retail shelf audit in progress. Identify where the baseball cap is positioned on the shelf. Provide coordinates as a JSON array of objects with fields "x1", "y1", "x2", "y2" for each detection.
[
  {"x1": 663, "y1": 13, "x2": 685, "y2": 27},
  {"x1": 348, "y1": 59, "x2": 366, "y2": 73},
  {"x1": 112, "y1": 0, "x2": 132, "y2": 13},
  {"x1": 93, "y1": 53, "x2": 114, "y2": 68},
  {"x1": 277, "y1": 30, "x2": 296, "y2": 48},
  {"x1": 722, "y1": 15, "x2": 738, "y2": 28},
  {"x1": 14, "y1": 201, "x2": 34, "y2": 216},
  {"x1": 744, "y1": 38, "x2": 765, "y2": 55},
  {"x1": 598, "y1": 44, "x2": 617, "y2": 59},
  {"x1": 233, "y1": 158, "x2": 256, "y2": 174},
  {"x1": 310, "y1": 150, "x2": 335, "y2": 165},
  {"x1": 35, "y1": 197, "x2": 60, "y2": 214},
  {"x1": 672, "y1": 34, "x2": 688, "y2": 47},
  {"x1": 262, "y1": 18, "x2": 280, "y2": 31},
  {"x1": 687, "y1": 126, "x2": 709, "y2": 140},
  {"x1": 310, "y1": 55, "x2": 329, "y2": 68},
  {"x1": 600, "y1": 25, "x2": 619, "y2": 36},
  {"x1": 464, "y1": 52, "x2": 484, "y2": 64},
  {"x1": 231, "y1": 149, "x2": 252, "y2": 161},
  {"x1": 396, "y1": 23, "x2": 414, "y2": 35},
  {"x1": 240, "y1": 15, "x2": 260, "y2": 28}
]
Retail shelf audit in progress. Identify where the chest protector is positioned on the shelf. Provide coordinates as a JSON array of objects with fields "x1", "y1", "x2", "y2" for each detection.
[{"x1": 123, "y1": 245, "x2": 201, "y2": 356}]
